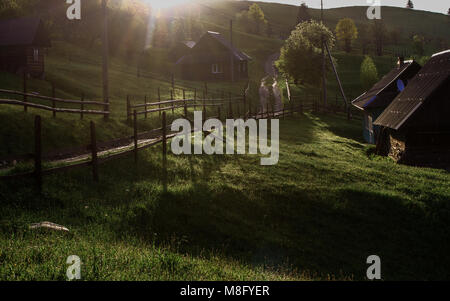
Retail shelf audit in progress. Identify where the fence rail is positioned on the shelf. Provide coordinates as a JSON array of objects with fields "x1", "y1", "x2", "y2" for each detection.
[{"x1": 0, "y1": 85, "x2": 109, "y2": 118}]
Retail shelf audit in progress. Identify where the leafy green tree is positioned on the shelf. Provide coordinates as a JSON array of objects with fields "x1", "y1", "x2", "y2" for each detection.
[
  {"x1": 412, "y1": 34, "x2": 425, "y2": 56},
  {"x1": 335, "y1": 18, "x2": 358, "y2": 53},
  {"x1": 276, "y1": 21, "x2": 335, "y2": 86},
  {"x1": 361, "y1": 56, "x2": 379, "y2": 90},
  {"x1": 406, "y1": 1, "x2": 414, "y2": 9},
  {"x1": 248, "y1": 3, "x2": 268, "y2": 34},
  {"x1": 297, "y1": 2, "x2": 311, "y2": 24}
]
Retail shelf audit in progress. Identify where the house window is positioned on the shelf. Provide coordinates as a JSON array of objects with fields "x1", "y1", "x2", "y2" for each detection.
[
  {"x1": 33, "y1": 48, "x2": 39, "y2": 62},
  {"x1": 212, "y1": 63, "x2": 223, "y2": 74}
]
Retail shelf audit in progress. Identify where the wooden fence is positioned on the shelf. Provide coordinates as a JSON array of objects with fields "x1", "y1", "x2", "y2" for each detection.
[
  {"x1": 0, "y1": 101, "x2": 304, "y2": 191},
  {"x1": 0, "y1": 88, "x2": 109, "y2": 118}
]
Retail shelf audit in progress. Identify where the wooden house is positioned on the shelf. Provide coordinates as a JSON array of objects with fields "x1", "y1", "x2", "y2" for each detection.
[
  {"x1": 0, "y1": 17, "x2": 51, "y2": 78},
  {"x1": 352, "y1": 58, "x2": 421, "y2": 144},
  {"x1": 176, "y1": 31, "x2": 251, "y2": 81},
  {"x1": 373, "y1": 50, "x2": 450, "y2": 166},
  {"x1": 170, "y1": 40, "x2": 196, "y2": 62}
]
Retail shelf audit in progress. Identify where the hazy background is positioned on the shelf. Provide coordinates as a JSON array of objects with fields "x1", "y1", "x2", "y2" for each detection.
[{"x1": 252, "y1": 0, "x2": 449, "y2": 14}]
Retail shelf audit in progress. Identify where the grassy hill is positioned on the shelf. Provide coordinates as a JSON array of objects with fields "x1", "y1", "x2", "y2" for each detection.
[
  {"x1": 1, "y1": 113, "x2": 449, "y2": 280},
  {"x1": 1, "y1": 1, "x2": 450, "y2": 281}
]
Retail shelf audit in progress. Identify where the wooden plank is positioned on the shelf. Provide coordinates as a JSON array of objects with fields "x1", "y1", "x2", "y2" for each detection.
[
  {"x1": 90, "y1": 121, "x2": 99, "y2": 182},
  {"x1": 0, "y1": 89, "x2": 107, "y2": 106},
  {"x1": 134, "y1": 110, "x2": 138, "y2": 164},
  {"x1": 0, "y1": 99, "x2": 110, "y2": 115},
  {"x1": 34, "y1": 115, "x2": 42, "y2": 192}
]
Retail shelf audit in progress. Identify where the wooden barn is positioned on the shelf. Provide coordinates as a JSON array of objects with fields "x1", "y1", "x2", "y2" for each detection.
[
  {"x1": 352, "y1": 58, "x2": 421, "y2": 144},
  {"x1": 373, "y1": 50, "x2": 450, "y2": 166},
  {"x1": 0, "y1": 17, "x2": 51, "y2": 78},
  {"x1": 176, "y1": 31, "x2": 251, "y2": 81},
  {"x1": 170, "y1": 40, "x2": 195, "y2": 62}
]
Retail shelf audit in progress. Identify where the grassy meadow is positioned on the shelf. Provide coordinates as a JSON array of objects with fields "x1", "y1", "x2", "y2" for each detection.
[{"x1": 1, "y1": 113, "x2": 449, "y2": 280}]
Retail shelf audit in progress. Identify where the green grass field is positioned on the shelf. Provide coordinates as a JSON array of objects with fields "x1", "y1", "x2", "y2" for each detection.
[
  {"x1": 1, "y1": 0, "x2": 450, "y2": 281},
  {"x1": 1, "y1": 113, "x2": 449, "y2": 280}
]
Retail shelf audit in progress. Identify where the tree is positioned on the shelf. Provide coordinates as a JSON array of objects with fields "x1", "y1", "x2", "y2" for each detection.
[
  {"x1": 248, "y1": 3, "x2": 267, "y2": 34},
  {"x1": 297, "y1": 2, "x2": 311, "y2": 24},
  {"x1": 335, "y1": 18, "x2": 358, "y2": 53},
  {"x1": 371, "y1": 19, "x2": 387, "y2": 56},
  {"x1": 276, "y1": 21, "x2": 335, "y2": 87},
  {"x1": 266, "y1": 23, "x2": 273, "y2": 37},
  {"x1": 361, "y1": 56, "x2": 379, "y2": 90},
  {"x1": 412, "y1": 34, "x2": 425, "y2": 56},
  {"x1": 389, "y1": 27, "x2": 402, "y2": 45},
  {"x1": 406, "y1": 1, "x2": 414, "y2": 9},
  {"x1": 358, "y1": 23, "x2": 371, "y2": 55}
]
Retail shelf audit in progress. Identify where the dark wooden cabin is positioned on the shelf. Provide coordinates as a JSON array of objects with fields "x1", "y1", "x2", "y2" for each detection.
[
  {"x1": 0, "y1": 17, "x2": 51, "y2": 78},
  {"x1": 374, "y1": 50, "x2": 450, "y2": 167},
  {"x1": 170, "y1": 40, "x2": 196, "y2": 62},
  {"x1": 352, "y1": 58, "x2": 421, "y2": 144},
  {"x1": 176, "y1": 31, "x2": 251, "y2": 81}
]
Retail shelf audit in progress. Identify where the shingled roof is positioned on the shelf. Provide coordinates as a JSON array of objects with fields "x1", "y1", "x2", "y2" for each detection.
[
  {"x1": 176, "y1": 31, "x2": 251, "y2": 65},
  {"x1": 374, "y1": 50, "x2": 450, "y2": 130},
  {"x1": 0, "y1": 17, "x2": 51, "y2": 47},
  {"x1": 352, "y1": 60, "x2": 421, "y2": 110}
]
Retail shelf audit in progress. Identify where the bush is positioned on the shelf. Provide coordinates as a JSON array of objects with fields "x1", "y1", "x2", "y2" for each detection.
[{"x1": 360, "y1": 56, "x2": 379, "y2": 90}]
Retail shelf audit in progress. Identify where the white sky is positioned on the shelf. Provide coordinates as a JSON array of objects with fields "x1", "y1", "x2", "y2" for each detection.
[{"x1": 253, "y1": 0, "x2": 449, "y2": 14}]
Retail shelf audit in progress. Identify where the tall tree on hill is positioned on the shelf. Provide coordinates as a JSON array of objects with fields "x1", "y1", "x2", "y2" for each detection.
[
  {"x1": 371, "y1": 19, "x2": 387, "y2": 56},
  {"x1": 248, "y1": 3, "x2": 268, "y2": 34},
  {"x1": 358, "y1": 23, "x2": 371, "y2": 55},
  {"x1": 406, "y1": 0, "x2": 414, "y2": 9},
  {"x1": 297, "y1": 2, "x2": 311, "y2": 24},
  {"x1": 335, "y1": 18, "x2": 358, "y2": 53},
  {"x1": 412, "y1": 34, "x2": 425, "y2": 56},
  {"x1": 276, "y1": 21, "x2": 335, "y2": 86}
]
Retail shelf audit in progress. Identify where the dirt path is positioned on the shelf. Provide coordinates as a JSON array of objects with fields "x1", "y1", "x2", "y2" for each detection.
[{"x1": 259, "y1": 53, "x2": 283, "y2": 113}]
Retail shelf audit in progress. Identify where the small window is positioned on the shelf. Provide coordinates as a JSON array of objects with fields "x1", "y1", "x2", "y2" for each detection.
[
  {"x1": 33, "y1": 48, "x2": 39, "y2": 62},
  {"x1": 212, "y1": 63, "x2": 223, "y2": 74}
]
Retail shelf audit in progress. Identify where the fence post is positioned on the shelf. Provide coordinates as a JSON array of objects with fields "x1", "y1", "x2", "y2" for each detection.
[
  {"x1": 52, "y1": 83, "x2": 56, "y2": 118},
  {"x1": 243, "y1": 90, "x2": 247, "y2": 119},
  {"x1": 171, "y1": 90, "x2": 174, "y2": 115},
  {"x1": 127, "y1": 95, "x2": 131, "y2": 122},
  {"x1": 80, "y1": 93, "x2": 84, "y2": 120},
  {"x1": 90, "y1": 121, "x2": 99, "y2": 182},
  {"x1": 158, "y1": 88, "x2": 161, "y2": 117},
  {"x1": 34, "y1": 115, "x2": 42, "y2": 192},
  {"x1": 218, "y1": 106, "x2": 221, "y2": 121},
  {"x1": 144, "y1": 95, "x2": 148, "y2": 119},
  {"x1": 134, "y1": 110, "x2": 138, "y2": 164},
  {"x1": 228, "y1": 92, "x2": 232, "y2": 118},
  {"x1": 204, "y1": 82, "x2": 208, "y2": 97},
  {"x1": 267, "y1": 102, "x2": 270, "y2": 119},
  {"x1": 249, "y1": 98, "x2": 252, "y2": 118},
  {"x1": 162, "y1": 111, "x2": 167, "y2": 191},
  {"x1": 171, "y1": 74, "x2": 174, "y2": 90},
  {"x1": 23, "y1": 70, "x2": 27, "y2": 112},
  {"x1": 194, "y1": 88, "x2": 197, "y2": 101}
]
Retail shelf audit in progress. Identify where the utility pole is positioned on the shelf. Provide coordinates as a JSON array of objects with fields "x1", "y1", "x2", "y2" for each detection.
[
  {"x1": 321, "y1": 0, "x2": 327, "y2": 109},
  {"x1": 230, "y1": 19, "x2": 234, "y2": 83},
  {"x1": 102, "y1": 0, "x2": 109, "y2": 119}
]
